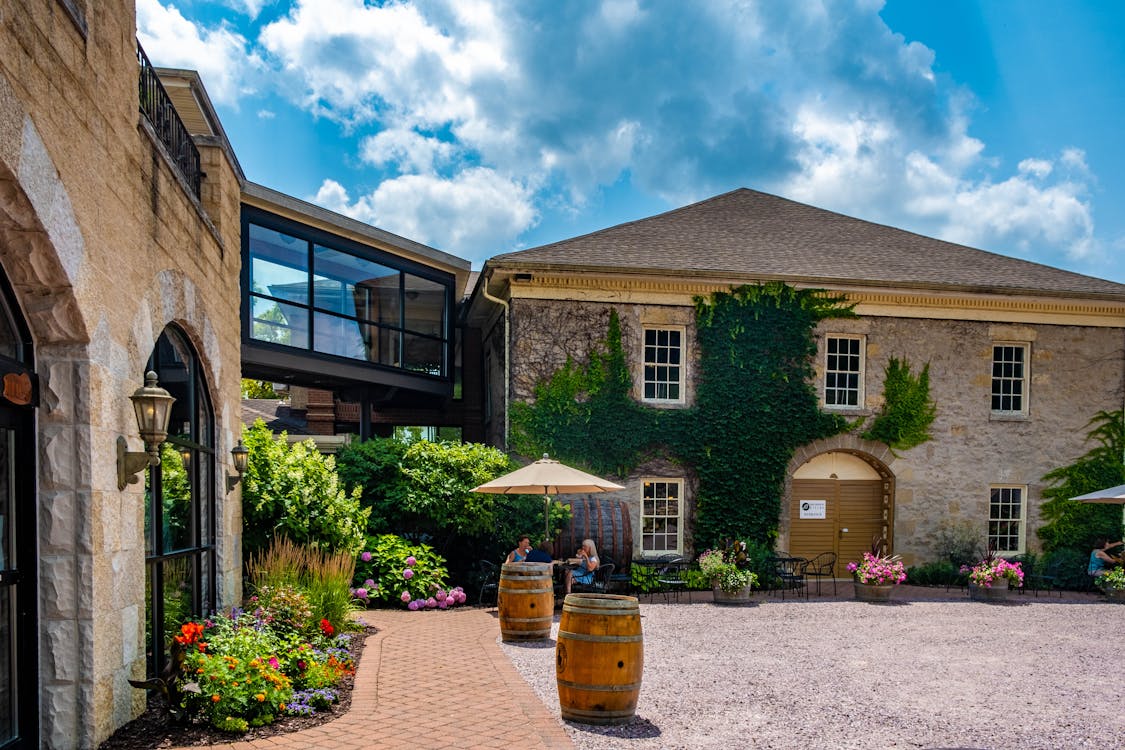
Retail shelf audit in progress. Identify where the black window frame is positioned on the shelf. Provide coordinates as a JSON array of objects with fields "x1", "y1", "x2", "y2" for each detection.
[
  {"x1": 240, "y1": 206, "x2": 456, "y2": 393},
  {"x1": 144, "y1": 325, "x2": 216, "y2": 677}
]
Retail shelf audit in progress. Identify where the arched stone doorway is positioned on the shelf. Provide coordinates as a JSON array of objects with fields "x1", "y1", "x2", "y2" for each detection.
[{"x1": 788, "y1": 451, "x2": 894, "y2": 575}]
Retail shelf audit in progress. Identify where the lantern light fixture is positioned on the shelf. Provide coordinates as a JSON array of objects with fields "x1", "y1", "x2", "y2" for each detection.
[
  {"x1": 227, "y1": 438, "x2": 249, "y2": 492},
  {"x1": 117, "y1": 371, "x2": 175, "y2": 490}
]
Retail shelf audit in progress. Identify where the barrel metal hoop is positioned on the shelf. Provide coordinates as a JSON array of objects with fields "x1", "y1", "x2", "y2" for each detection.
[
  {"x1": 556, "y1": 678, "x2": 642, "y2": 692},
  {"x1": 498, "y1": 586, "x2": 554, "y2": 594},
  {"x1": 557, "y1": 630, "x2": 643, "y2": 643},
  {"x1": 503, "y1": 616, "x2": 554, "y2": 624}
]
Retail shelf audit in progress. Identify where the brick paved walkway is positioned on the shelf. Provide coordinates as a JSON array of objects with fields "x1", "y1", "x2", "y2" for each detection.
[{"x1": 181, "y1": 607, "x2": 573, "y2": 750}]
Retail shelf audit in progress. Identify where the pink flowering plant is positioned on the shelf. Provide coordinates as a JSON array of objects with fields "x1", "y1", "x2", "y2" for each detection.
[
  {"x1": 698, "y1": 541, "x2": 758, "y2": 593},
  {"x1": 351, "y1": 533, "x2": 469, "y2": 609},
  {"x1": 961, "y1": 556, "x2": 1024, "y2": 588},
  {"x1": 847, "y1": 539, "x2": 906, "y2": 585}
]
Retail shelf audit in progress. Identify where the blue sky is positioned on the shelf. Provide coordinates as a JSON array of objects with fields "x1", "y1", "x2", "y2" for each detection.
[{"x1": 138, "y1": 0, "x2": 1125, "y2": 281}]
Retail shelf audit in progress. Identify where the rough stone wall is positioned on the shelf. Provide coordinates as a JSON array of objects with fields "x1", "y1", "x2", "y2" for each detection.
[
  {"x1": 819, "y1": 316, "x2": 1125, "y2": 564},
  {"x1": 1, "y1": 2, "x2": 244, "y2": 747},
  {"x1": 508, "y1": 296, "x2": 1125, "y2": 566}
]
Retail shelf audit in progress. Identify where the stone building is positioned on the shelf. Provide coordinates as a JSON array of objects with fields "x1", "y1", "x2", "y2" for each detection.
[
  {"x1": 1, "y1": 3, "x2": 245, "y2": 747},
  {"x1": 467, "y1": 188, "x2": 1125, "y2": 568}
]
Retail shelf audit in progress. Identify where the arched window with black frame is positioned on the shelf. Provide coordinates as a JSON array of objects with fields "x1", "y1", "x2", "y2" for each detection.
[{"x1": 143, "y1": 325, "x2": 216, "y2": 676}]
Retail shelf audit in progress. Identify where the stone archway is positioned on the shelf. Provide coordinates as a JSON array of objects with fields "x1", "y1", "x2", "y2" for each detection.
[{"x1": 780, "y1": 435, "x2": 897, "y2": 572}]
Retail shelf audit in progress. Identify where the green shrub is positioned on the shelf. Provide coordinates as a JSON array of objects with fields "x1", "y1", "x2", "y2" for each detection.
[
  {"x1": 933, "y1": 519, "x2": 983, "y2": 567},
  {"x1": 353, "y1": 534, "x2": 452, "y2": 607},
  {"x1": 1037, "y1": 547, "x2": 1093, "y2": 590},
  {"x1": 905, "y1": 560, "x2": 962, "y2": 587},
  {"x1": 241, "y1": 420, "x2": 369, "y2": 558}
]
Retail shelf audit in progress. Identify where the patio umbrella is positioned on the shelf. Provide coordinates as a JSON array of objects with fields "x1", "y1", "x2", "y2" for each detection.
[
  {"x1": 1070, "y1": 484, "x2": 1125, "y2": 504},
  {"x1": 471, "y1": 454, "x2": 624, "y2": 541}
]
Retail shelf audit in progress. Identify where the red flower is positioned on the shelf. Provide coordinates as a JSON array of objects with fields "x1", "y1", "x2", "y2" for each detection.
[
  {"x1": 319, "y1": 618, "x2": 334, "y2": 636},
  {"x1": 174, "y1": 622, "x2": 204, "y2": 645}
]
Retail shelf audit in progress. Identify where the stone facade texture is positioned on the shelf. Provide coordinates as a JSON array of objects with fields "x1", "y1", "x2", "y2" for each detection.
[
  {"x1": 500, "y1": 295, "x2": 1125, "y2": 565},
  {"x1": 1, "y1": 3, "x2": 244, "y2": 747}
]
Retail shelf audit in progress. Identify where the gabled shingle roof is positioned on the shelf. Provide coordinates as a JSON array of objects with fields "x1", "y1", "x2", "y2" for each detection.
[{"x1": 492, "y1": 189, "x2": 1125, "y2": 298}]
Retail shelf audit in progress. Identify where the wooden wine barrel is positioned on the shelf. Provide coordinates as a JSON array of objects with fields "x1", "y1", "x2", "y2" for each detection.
[
  {"x1": 553, "y1": 497, "x2": 633, "y2": 570},
  {"x1": 555, "y1": 593, "x2": 643, "y2": 725},
  {"x1": 497, "y1": 562, "x2": 554, "y2": 642}
]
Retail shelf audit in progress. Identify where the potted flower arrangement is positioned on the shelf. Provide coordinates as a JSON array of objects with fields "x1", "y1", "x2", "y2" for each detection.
[
  {"x1": 847, "y1": 538, "x2": 906, "y2": 602},
  {"x1": 961, "y1": 551, "x2": 1023, "y2": 601},
  {"x1": 1097, "y1": 566, "x2": 1125, "y2": 602},
  {"x1": 699, "y1": 541, "x2": 759, "y2": 606}
]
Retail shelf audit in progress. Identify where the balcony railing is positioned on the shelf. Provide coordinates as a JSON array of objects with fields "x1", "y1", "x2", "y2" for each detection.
[{"x1": 137, "y1": 41, "x2": 201, "y2": 199}]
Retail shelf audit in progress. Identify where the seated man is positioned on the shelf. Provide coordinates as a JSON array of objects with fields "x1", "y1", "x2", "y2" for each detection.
[{"x1": 525, "y1": 540, "x2": 553, "y2": 563}]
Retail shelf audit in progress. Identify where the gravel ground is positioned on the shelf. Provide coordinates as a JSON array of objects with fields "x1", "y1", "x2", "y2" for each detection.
[{"x1": 499, "y1": 589, "x2": 1125, "y2": 750}]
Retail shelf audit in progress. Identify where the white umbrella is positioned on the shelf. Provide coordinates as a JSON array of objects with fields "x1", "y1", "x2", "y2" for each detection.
[
  {"x1": 1070, "y1": 484, "x2": 1125, "y2": 504},
  {"x1": 471, "y1": 454, "x2": 624, "y2": 540}
]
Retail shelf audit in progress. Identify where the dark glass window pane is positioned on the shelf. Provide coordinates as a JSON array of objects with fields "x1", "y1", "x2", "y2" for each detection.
[
  {"x1": 403, "y1": 333, "x2": 443, "y2": 375},
  {"x1": 404, "y1": 274, "x2": 445, "y2": 337},
  {"x1": 160, "y1": 444, "x2": 193, "y2": 553},
  {"x1": 313, "y1": 246, "x2": 399, "y2": 320},
  {"x1": 250, "y1": 296, "x2": 309, "y2": 348},
  {"x1": 314, "y1": 312, "x2": 368, "y2": 361},
  {"x1": 249, "y1": 224, "x2": 308, "y2": 304}
]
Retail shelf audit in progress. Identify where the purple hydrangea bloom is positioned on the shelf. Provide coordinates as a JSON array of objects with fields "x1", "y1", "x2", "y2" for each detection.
[
  {"x1": 425, "y1": 597, "x2": 437, "y2": 608},
  {"x1": 354, "y1": 587, "x2": 368, "y2": 599},
  {"x1": 407, "y1": 600, "x2": 421, "y2": 611},
  {"x1": 435, "y1": 590, "x2": 446, "y2": 601},
  {"x1": 438, "y1": 599, "x2": 449, "y2": 609},
  {"x1": 403, "y1": 568, "x2": 414, "y2": 580},
  {"x1": 400, "y1": 590, "x2": 411, "y2": 602},
  {"x1": 405, "y1": 556, "x2": 416, "y2": 566},
  {"x1": 364, "y1": 579, "x2": 375, "y2": 588},
  {"x1": 360, "y1": 551, "x2": 372, "y2": 562}
]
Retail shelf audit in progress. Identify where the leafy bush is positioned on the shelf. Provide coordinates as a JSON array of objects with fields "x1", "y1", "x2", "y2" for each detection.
[
  {"x1": 861, "y1": 357, "x2": 936, "y2": 452},
  {"x1": 1038, "y1": 410, "x2": 1125, "y2": 551},
  {"x1": 1037, "y1": 547, "x2": 1094, "y2": 590},
  {"x1": 933, "y1": 519, "x2": 983, "y2": 567},
  {"x1": 905, "y1": 560, "x2": 962, "y2": 587},
  {"x1": 241, "y1": 420, "x2": 369, "y2": 558},
  {"x1": 335, "y1": 437, "x2": 566, "y2": 579},
  {"x1": 352, "y1": 534, "x2": 470, "y2": 609}
]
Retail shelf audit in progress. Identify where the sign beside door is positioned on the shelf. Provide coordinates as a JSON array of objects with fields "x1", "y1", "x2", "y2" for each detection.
[{"x1": 799, "y1": 500, "x2": 827, "y2": 519}]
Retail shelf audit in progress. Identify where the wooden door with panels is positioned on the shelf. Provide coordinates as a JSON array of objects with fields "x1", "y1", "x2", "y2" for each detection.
[{"x1": 789, "y1": 452, "x2": 889, "y2": 575}]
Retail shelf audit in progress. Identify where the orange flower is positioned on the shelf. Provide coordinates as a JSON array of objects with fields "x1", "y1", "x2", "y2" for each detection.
[
  {"x1": 173, "y1": 622, "x2": 204, "y2": 645},
  {"x1": 211, "y1": 695, "x2": 220, "y2": 703},
  {"x1": 255, "y1": 693, "x2": 265, "y2": 702},
  {"x1": 196, "y1": 668, "x2": 204, "y2": 674}
]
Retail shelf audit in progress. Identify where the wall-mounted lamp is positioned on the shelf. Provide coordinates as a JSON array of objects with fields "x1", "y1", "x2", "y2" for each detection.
[
  {"x1": 178, "y1": 445, "x2": 193, "y2": 473},
  {"x1": 227, "y1": 438, "x2": 249, "y2": 492},
  {"x1": 117, "y1": 371, "x2": 175, "y2": 490}
]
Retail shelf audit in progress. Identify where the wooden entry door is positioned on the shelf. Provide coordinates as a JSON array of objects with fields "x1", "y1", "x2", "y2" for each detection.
[{"x1": 790, "y1": 479, "x2": 885, "y2": 574}]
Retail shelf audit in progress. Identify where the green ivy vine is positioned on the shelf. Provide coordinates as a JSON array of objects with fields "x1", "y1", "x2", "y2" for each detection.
[
  {"x1": 511, "y1": 282, "x2": 856, "y2": 549},
  {"x1": 861, "y1": 357, "x2": 936, "y2": 452}
]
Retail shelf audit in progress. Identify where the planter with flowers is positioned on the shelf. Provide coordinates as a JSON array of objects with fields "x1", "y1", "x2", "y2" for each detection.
[
  {"x1": 699, "y1": 542, "x2": 759, "y2": 606},
  {"x1": 961, "y1": 554, "x2": 1023, "y2": 601},
  {"x1": 847, "y1": 540, "x2": 906, "y2": 602},
  {"x1": 1099, "y1": 566, "x2": 1125, "y2": 602}
]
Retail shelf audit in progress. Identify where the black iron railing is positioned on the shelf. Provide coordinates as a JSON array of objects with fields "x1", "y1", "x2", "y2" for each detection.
[{"x1": 137, "y1": 41, "x2": 202, "y2": 199}]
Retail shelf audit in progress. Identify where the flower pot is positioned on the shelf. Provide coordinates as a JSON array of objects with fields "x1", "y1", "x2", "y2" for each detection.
[
  {"x1": 968, "y1": 579, "x2": 1011, "y2": 602},
  {"x1": 712, "y1": 584, "x2": 757, "y2": 606},
  {"x1": 853, "y1": 581, "x2": 897, "y2": 602},
  {"x1": 1104, "y1": 587, "x2": 1125, "y2": 603}
]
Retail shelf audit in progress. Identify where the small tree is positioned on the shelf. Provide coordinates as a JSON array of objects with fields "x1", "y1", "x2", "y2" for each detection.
[
  {"x1": 241, "y1": 420, "x2": 369, "y2": 559},
  {"x1": 1038, "y1": 409, "x2": 1125, "y2": 552}
]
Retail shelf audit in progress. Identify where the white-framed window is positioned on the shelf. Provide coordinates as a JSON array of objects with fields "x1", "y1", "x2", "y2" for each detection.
[
  {"x1": 991, "y1": 343, "x2": 1028, "y2": 416},
  {"x1": 824, "y1": 335, "x2": 864, "y2": 409},
  {"x1": 641, "y1": 478, "x2": 683, "y2": 554},
  {"x1": 642, "y1": 327, "x2": 684, "y2": 403},
  {"x1": 988, "y1": 485, "x2": 1026, "y2": 555}
]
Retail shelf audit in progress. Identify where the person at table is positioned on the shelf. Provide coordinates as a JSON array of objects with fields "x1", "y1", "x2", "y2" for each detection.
[
  {"x1": 525, "y1": 540, "x2": 553, "y2": 563},
  {"x1": 506, "y1": 535, "x2": 532, "y2": 563},
  {"x1": 564, "y1": 538, "x2": 599, "y2": 594},
  {"x1": 1088, "y1": 538, "x2": 1124, "y2": 578}
]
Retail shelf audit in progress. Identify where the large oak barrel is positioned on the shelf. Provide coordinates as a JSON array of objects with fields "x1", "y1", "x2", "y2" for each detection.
[
  {"x1": 555, "y1": 593, "x2": 643, "y2": 725},
  {"x1": 553, "y1": 497, "x2": 633, "y2": 570},
  {"x1": 497, "y1": 562, "x2": 554, "y2": 642}
]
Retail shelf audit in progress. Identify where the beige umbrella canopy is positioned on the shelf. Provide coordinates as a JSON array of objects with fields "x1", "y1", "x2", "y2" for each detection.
[
  {"x1": 1070, "y1": 484, "x2": 1125, "y2": 504},
  {"x1": 471, "y1": 454, "x2": 625, "y2": 540}
]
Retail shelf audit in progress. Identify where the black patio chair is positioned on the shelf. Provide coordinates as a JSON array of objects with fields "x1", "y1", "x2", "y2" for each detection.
[
  {"x1": 655, "y1": 555, "x2": 688, "y2": 603},
  {"x1": 476, "y1": 559, "x2": 499, "y2": 606},
  {"x1": 771, "y1": 555, "x2": 809, "y2": 600},
  {"x1": 804, "y1": 552, "x2": 838, "y2": 596}
]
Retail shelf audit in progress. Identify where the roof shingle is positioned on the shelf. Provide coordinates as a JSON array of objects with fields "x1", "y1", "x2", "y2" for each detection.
[{"x1": 492, "y1": 189, "x2": 1125, "y2": 298}]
